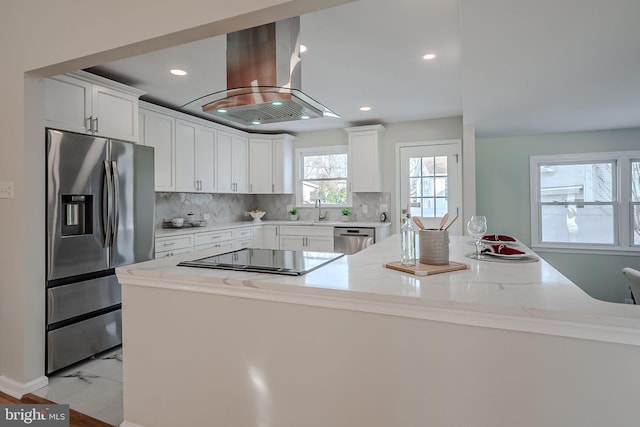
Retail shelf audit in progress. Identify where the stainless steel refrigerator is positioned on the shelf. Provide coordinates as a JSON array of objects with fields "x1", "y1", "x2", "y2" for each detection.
[{"x1": 46, "y1": 128, "x2": 155, "y2": 373}]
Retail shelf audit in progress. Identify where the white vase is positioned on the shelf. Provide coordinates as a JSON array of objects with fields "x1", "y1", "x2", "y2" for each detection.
[
  {"x1": 341, "y1": 215, "x2": 349, "y2": 222},
  {"x1": 290, "y1": 214, "x2": 298, "y2": 221}
]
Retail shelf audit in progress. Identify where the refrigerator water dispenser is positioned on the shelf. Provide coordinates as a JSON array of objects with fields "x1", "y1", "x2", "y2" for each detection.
[{"x1": 61, "y1": 194, "x2": 92, "y2": 236}]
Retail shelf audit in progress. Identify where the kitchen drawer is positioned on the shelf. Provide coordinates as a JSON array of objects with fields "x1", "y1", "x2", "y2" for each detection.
[
  {"x1": 195, "y1": 230, "x2": 234, "y2": 246},
  {"x1": 235, "y1": 237, "x2": 253, "y2": 248},
  {"x1": 234, "y1": 227, "x2": 253, "y2": 239},
  {"x1": 47, "y1": 275, "x2": 120, "y2": 324},
  {"x1": 279, "y1": 225, "x2": 334, "y2": 237},
  {"x1": 195, "y1": 241, "x2": 234, "y2": 251},
  {"x1": 155, "y1": 247, "x2": 193, "y2": 258},
  {"x1": 155, "y1": 235, "x2": 194, "y2": 252}
]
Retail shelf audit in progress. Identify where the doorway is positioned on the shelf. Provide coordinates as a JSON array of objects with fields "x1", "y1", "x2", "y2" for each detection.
[{"x1": 398, "y1": 140, "x2": 462, "y2": 235}]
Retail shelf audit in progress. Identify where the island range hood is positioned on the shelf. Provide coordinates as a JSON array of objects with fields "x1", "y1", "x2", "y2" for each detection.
[{"x1": 182, "y1": 17, "x2": 339, "y2": 127}]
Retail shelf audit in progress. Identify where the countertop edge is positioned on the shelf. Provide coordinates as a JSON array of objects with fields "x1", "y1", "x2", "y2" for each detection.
[
  {"x1": 155, "y1": 220, "x2": 392, "y2": 237},
  {"x1": 116, "y1": 266, "x2": 640, "y2": 347}
]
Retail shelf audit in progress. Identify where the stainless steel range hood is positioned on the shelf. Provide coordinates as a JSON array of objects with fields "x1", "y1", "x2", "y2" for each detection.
[{"x1": 182, "y1": 17, "x2": 339, "y2": 127}]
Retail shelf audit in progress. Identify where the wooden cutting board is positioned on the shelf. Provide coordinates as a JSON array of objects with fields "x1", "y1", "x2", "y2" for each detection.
[{"x1": 385, "y1": 260, "x2": 468, "y2": 276}]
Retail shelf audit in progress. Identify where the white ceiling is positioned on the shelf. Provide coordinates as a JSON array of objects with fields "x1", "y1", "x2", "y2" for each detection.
[{"x1": 89, "y1": 0, "x2": 640, "y2": 138}]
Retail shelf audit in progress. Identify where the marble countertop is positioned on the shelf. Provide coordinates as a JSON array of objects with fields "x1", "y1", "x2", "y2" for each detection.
[
  {"x1": 156, "y1": 220, "x2": 391, "y2": 237},
  {"x1": 117, "y1": 234, "x2": 640, "y2": 345}
]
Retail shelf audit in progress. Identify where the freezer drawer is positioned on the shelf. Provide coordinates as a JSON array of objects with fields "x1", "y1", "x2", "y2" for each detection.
[
  {"x1": 47, "y1": 274, "x2": 121, "y2": 324},
  {"x1": 47, "y1": 309, "x2": 122, "y2": 374}
]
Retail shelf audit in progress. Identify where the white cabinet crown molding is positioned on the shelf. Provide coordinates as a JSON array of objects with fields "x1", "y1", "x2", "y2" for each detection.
[{"x1": 68, "y1": 70, "x2": 146, "y2": 97}]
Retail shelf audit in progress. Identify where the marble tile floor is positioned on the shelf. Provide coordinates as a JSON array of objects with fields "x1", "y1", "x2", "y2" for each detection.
[{"x1": 33, "y1": 347, "x2": 123, "y2": 426}]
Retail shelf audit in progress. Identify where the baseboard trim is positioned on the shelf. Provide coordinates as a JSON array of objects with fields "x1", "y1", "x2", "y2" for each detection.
[
  {"x1": 120, "y1": 421, "x2": 144, "y2": 427},
  {"x1": 0, "y1": 375, "x2": 48, "y2": 399}
]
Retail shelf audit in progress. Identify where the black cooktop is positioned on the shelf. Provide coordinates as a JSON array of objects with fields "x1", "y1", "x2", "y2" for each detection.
[{"x1": 177, "y1": 248, "x2": 344, "y2": 276}]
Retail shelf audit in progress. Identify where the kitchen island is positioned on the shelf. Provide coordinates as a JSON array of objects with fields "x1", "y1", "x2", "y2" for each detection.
[{"x1": 116, "y1": 235, "x2": 640, "y2": 427}]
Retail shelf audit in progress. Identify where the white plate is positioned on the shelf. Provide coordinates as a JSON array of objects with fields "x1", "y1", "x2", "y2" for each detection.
[
  {"x1": 481, "y1": 239, "x2": 518, "y2": 246},
  {"x1": 484, "y1": 251, "x2": 529, "y2": 259}
]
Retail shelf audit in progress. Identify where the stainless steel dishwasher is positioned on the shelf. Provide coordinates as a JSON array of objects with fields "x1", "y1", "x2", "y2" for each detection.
[{"x1": 333, "y1": 227, "x2": 375, "y2": 255}]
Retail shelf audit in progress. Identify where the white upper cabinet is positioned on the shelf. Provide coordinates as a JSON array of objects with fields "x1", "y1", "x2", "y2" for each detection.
[
  {"x1": 249, "y1": 134, "x2": 294, "y2": 194},
  {"x1": 175, "y1": 119, "x2": 216, "y2": 193},
  {"x1": 139, "y1": 105, "x2": 175, "y2": 192},
  {"x1": 217, "y1": 131, "x2": 248, "y2": 193},
  {"x1": 44, "y1": 71, "x2": 144, "y2": 142},
  {"x1": 272, "y1": 135, "x2": 294, "y2": 194},
  {"x1": 248, "y1": 138, "x2": 272, "y2": 194},
  {"x1": 345, "y1": 124, "x2": 385, "y2": 192}
]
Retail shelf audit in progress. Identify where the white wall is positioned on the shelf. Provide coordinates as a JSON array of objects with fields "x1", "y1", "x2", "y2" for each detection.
[
  {"x1": 295, "y1": 117, "x2": 464, "y2": 228},
  {"x1": 0, "y1": 0, "x2": 352, "y2": 394}
]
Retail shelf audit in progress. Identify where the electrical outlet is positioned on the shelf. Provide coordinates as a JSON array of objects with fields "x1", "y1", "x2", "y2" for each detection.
[
  {"x1": 203, "y1": 213, "x2": 210, "y2": 220},
  {"x1": 286, "y1": 204, "x2": 293, "y2": 212},
  {"x1": 0, "y1": 181, "x2": 15, "y2": 199},
  {"x1": 362, "y1": 204, "x2": 368, "y2": 214},
  {"x1": 380, "y1": 203, "x2": 388, "y2": 212}
]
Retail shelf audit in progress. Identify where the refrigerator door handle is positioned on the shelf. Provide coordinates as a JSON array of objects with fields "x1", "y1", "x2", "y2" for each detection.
[
  {"x1": 111, "y1": 161, "x2": 119, "y2": 246},
  {"x1": 103, "y1": 161, "x2": 113, "y2": 248}
]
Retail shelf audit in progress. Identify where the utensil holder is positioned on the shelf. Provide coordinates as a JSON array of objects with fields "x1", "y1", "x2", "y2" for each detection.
[{"x1": 419, "y1": 229, "x2": 449, "y2": 265}]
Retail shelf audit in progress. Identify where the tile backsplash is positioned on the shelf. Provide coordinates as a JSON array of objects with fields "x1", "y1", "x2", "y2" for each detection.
[{"x1": 155, "y1": 192, "x2": 391, "y2": 226}]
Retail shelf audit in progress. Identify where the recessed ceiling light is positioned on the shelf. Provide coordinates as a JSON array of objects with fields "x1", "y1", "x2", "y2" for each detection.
[
  {"x1": 170, "y1": 69, "x2": 187, "y2": 76},
  {"x1": 300, "y1": 44, "x2": 308, "y2": 53},
  {"x1": 272, "y1": 101, "x2": 283, "y2": 106},
  {"x1": 300, "y1": 115, "x2": 310, "y2": 120},
  {"x1": 422, "y1": 53, "x2": 436, "y2": 60},
  {"x1": 252, "y1": 120, "x2": 261, "y2": 125},
  {"x1": 359, "y1": 106, "x2": 372, "y2": 112},
  {"x1": 217, "y1": 108, "x2": 227, "y2": 113}
]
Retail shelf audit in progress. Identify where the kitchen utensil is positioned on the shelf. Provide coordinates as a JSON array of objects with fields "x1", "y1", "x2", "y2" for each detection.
[
  {"x1": 412, "y1": 216, "x2": 425, "y2": 230},
  {"x1": 438, "y1": 213, "x2": 449, "y2": 230},
  {"x1": 444, "y1": 214, "x2": 459, "y2": 231}
]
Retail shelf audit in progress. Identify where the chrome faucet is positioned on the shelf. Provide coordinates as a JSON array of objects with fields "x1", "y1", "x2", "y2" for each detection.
[{"x1": 315, "y1": 199, "x2": 327, "y2": 221}]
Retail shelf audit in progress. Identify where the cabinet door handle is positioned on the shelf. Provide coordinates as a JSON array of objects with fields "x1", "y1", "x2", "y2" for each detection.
[
  {"x1": 87, "y1": 116, "x2": 94, "y2": 133},
  {"x1": 272, "y1": 184, "x2": 275, "y2": 193},
  {"x1": 250, "y1": 184, "x2": 253, "y2": 193},
  {"x1": 94, "y1": 117, "x2": 99, "y2": 133},
  {"x1": 162, "y1": 242, "x2": 176, "y2": 247}
]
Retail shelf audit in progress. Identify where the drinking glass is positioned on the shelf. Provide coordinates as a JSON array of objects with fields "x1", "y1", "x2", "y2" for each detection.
[{"x1": 467, "y1": 215, "x2": 487, "y2": 259}]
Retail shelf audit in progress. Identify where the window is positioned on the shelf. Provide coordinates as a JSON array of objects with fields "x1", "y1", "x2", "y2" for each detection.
[
  {"x1": 297, "y1": 146, "x2": 350, "y2": 206},
  {"x1": 408, "y1": 155, "x2": 449, "y2": 218},
  {"x1": 530, "y1": 151, "x2": 640, "y2": 253}
]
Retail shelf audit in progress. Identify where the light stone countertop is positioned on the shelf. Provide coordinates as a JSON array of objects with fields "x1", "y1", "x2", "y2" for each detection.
[
  {"x1": 155, "y1": 220, "x2": 392, "y2": 238},
  {"x1": 117, "y1": 234, "x2": 640, "y2": 345}
]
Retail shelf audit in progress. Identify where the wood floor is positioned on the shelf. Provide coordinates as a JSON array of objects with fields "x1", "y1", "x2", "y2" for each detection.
[{"x1": 0, "y1": 391, "x2": 113, "y2": 427}]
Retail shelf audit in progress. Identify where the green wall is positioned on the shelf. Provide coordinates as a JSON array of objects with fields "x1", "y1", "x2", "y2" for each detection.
[{"x1": 476, "y1": 127, "x2": 640, "y2": 303}]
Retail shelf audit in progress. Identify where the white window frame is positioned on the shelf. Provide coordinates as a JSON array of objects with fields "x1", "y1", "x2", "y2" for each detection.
[
  {"x1": 530, "y1": 150, "x2": 640, "y2": 255},
  {"x1": 295, "y1": 145, "x2": 352, "y2": 207}
]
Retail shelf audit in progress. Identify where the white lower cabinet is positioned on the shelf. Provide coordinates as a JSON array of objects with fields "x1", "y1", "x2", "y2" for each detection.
[
  {"x1": 194, "y1": 229, "x2": 234, "y2": 251},
  {"x1": 155, "y1": 235, "x2": 194, "y2": 258},
  {"x1": 254, "y1": 225, "x2": 280, "y2": 250},
  {"x1": 279, "y1": 226, "x2": 334, "y2": 252},
  {"x1": 234, "y1": 227, "x2": 254, "y2": 248}
]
